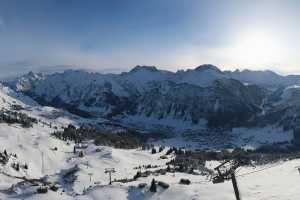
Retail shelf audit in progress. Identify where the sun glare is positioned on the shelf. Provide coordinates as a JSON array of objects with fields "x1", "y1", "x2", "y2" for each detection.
[{"x1": 231, "y1": 31, "x2": 285, "y2": 66}]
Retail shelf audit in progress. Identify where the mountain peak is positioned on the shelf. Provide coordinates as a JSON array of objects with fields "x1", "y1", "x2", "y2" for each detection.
[
  {"x1": 23, "y1": 71, "x2": 44, "y2": 81},
  {"x1": 240, "y1": 69, "x2": 279, "y2": 75},
  {"x1": 130, "y1": 65, "x2": 159, "y2": 73},
  {"x1": 194, "y1": 64, "x2": 222, "y2": 73}
]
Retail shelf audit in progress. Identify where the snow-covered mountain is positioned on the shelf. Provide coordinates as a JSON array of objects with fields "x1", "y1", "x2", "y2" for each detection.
[
  {"x1": 132, "y1": 79, "x2": 265, "y2": 127},
  {"x1": 255, "y1": 84, "x2": 300, "y2": 130},
  {"x1": 174, "y1": 64, "x2": 227, "y2": 87},
  {"x1": 6, "y1": 64, "x2": 300, "y2": 132},
  {"x1": 0, "y1": 71, "x2": 297, "y2": 200},
  {"x1": 226, "y1": 69, "x2": 300, "y2": 89},
  {"x1": 5, "y1": 65, "x2": 275, "y2": 130}
]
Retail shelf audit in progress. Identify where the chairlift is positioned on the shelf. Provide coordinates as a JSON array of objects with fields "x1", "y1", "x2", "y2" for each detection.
[{"x1": 212, "y1": 175, "x2": 225, "y2": 184}]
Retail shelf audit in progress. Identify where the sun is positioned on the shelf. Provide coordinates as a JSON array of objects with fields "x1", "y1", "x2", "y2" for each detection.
[{"x1": 231, "y1": 31, "x2": 284, "y2": 66}]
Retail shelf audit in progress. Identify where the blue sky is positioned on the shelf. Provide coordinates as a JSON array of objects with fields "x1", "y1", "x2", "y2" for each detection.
[{"x1": 1, "y1": 0, "x2": 300, "y2": 77}]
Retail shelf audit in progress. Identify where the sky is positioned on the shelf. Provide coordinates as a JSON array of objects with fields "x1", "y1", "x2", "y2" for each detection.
[{"x1": 1, "y1": 0, "x2": 300, "y2": 77}]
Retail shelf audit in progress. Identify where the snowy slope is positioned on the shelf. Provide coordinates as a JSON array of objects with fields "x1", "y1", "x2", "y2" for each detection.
[
  {"x1": 0, "y1": 84, "x2": 38, "y2": 108},
  {"x1": 0, "y1": 81, "x2": 297, "y2": 200},
  {"x1": 0, "y1": 118, "x2": 295, "y2": 200}
]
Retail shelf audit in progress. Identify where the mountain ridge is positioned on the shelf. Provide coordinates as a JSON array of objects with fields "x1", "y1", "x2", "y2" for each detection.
[{"x1": 4, "y1": 64, "x2": 300, "y2": 131}]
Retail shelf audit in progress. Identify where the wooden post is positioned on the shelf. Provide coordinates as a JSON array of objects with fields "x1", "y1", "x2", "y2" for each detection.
[{"x1": 231, "y1": 173, "x2": 241, "y2": 200}]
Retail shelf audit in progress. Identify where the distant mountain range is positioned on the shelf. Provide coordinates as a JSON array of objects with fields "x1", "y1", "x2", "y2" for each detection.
[{"x1": 5, "y1": 64, "x2": 300, "y2": 131}]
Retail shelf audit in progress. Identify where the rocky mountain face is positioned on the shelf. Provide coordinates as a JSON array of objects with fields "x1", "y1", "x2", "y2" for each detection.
[
  {"x1": 5, "y1": 64, "x2": 300, "y2": 130},
  {"x1": 259, "y1": 85, "x2": 300, "y2": 130},
  {"x1": 136, "y1": 79, "x2": 265, "y2": 127}
]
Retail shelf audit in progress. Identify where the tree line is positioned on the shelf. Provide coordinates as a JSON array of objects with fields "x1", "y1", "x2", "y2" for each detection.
[{"x1": 0, "y1": 109, "x2": 37, "y2": 128}]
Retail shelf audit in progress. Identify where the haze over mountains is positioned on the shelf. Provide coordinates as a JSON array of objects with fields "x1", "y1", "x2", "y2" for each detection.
[{"x1": 3, "y1": 64, "x2": 300, "y2": 132}]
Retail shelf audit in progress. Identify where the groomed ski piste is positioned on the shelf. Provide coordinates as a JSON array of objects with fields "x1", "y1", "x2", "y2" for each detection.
[{"x1": 0, "y1": 84, "x2": 299, "y2": 200}]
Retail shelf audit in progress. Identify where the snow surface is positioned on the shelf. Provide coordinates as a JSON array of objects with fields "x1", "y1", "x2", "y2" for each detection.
[{"x1": 0, "y1": 83, "x2": 297, "y2": 200}]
